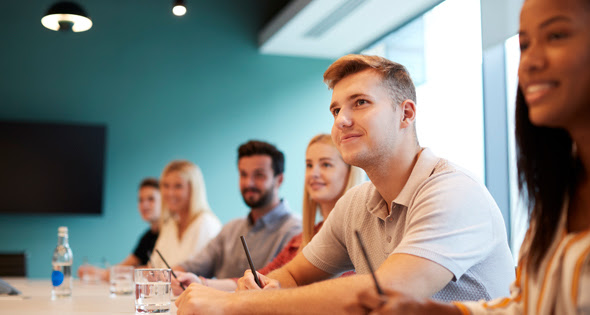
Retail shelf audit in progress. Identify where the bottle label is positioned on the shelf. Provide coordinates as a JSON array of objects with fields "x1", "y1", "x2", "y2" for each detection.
[{"x1": 52, "y1": 270, "x2": 64, "y2": 286}]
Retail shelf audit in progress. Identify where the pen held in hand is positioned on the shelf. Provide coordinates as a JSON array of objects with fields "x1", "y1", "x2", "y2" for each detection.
[
  {"x1": 154, "y1": 249, "x2": 186, "y2": 291},
  {"x1": 240, "y1": 235, "x2": 262, "y2": 288},
  {"x1": 354, "y1": 230, "x2": 384, "y2": 295}
]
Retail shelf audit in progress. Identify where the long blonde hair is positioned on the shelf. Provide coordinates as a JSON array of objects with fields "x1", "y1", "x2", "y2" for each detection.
[
  {"x1": 160, "y1": 160, "x2": 212, "y2": 224},
  {"x1": 301, "y1": 134, "x2": 365, "y2": 247}
]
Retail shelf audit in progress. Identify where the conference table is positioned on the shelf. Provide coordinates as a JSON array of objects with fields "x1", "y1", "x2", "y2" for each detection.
[{"x1": 0, "y1": 277, "x2": 179, "y2": 314}]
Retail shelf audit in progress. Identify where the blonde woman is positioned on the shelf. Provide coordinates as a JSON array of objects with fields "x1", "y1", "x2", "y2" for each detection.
[
  {"x1": 171, "y1": 134, "x2": 364, "y2": 294},
  {"x1": 254, "y1": 133, "x2": 364, "y2": 274},
  {"x1": 151, "y1": 160, "x2": 221, "y2": 268}
]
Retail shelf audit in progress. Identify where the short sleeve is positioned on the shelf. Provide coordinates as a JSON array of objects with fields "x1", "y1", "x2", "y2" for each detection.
[
  {"x1": 393, "y1": 171, "x2": 501, "y2": 280},
  {"x1": 302, "y1": 190, "x2": 356, "y2": 274},
  {"x1": 133, "y1": 229, "x2": 157, "y2": 265}
]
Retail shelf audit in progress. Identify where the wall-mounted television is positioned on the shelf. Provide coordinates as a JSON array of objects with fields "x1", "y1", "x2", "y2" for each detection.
[{"x1": 0, "y1": 121, "x2": 106, "y2": 215}]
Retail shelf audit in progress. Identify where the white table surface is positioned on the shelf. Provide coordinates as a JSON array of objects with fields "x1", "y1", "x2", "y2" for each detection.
[{"x1": 0, "y1": 277, "x2": 178, "y2": 314}]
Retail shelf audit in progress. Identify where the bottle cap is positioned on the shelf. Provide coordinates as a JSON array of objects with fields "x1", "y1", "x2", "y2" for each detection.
[{"x1": 58, "y1": 226, "x2": 68, "y2": 236}]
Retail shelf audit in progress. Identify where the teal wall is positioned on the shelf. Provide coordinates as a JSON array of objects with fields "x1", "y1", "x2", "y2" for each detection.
[{"x1": 0, "y1": 0, "x2": 334, "y2": 277}]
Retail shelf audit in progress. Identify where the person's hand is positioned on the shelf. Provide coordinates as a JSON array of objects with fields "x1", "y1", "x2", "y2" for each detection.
[
  {"x1": 77, "y1": 264, "x2": 91, "y2": 278},
  {"x1": 236, "y1": 270, "x2": 280, "y2": 291},
  {"x1": 359, "y1": 287, "x2": 421, "y2": 314},
  {"x1": 77, "y1": 265, "x2": 108, "y2": 282},
  {"x1": 358, "y1": 287, "x2": 460, "y2": 315},
  {"x1": 175, "y1": 283, "x2": 231, "y2": 315},
  {"x1": 172, "y1": 271, "x2": 201, "y2": 296}
]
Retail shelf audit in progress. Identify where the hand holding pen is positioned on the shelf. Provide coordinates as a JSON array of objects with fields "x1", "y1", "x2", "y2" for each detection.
[
  {"x1": 240, "y1": 235, "x2": 262, "y2": 288},
  {"x1": 236, "y1": 236, "x2": 281, "y2": 291},
  {"x1": 155, "y1": 249, "x2": 186, "y2": 291}
]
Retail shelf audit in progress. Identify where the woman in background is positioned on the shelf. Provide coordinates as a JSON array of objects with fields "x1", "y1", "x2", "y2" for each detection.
[
  {"x1": 151, "y1": 160, "x2": 221, "y2": 268},
  {"x1": 359, "y1": 0, "x2": 590, "y2": 313},
  {"x1": 172, "y1": 134, "x2": 364, "y2": 294}
]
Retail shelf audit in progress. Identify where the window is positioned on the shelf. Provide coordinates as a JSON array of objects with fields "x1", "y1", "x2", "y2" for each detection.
[
  {"x1": 505, "y1": 34, "x2": 527, "y2": 263},
  {"x1": 362, "y1": 0, "x2": 485, "y2": 181}
]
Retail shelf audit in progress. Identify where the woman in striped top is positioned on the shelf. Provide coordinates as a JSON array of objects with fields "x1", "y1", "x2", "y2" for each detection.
[{"x1": 358, "y1": 0, "x2": 590, "y2": 313}]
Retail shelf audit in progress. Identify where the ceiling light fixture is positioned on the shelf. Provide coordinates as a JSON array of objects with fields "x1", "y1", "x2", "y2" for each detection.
[
  {"x1": 41, "y1": 2, "x2": 92, "y2": 32},
  {"x1": 172, "y1": 0, "x2": 187, "y2": 17}
]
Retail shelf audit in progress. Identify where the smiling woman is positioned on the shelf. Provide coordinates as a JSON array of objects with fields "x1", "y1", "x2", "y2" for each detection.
[
  {"x1": 301, "y1": 134, "x2": 365, "y2": 248},
  {"x1": 357, "y1": 0, "x2": 590, "y2": 313},
  {"x1": 150, "y1": 160, "x2": 222, "y2": 268},
  {"x1": 517, "y1": 0, "x2": 590, "y2": 129}
]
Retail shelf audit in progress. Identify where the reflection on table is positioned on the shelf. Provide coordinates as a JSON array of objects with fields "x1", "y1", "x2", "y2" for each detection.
[{"x1": 0, "y1": 277, "x2": 178, "y2": 314}]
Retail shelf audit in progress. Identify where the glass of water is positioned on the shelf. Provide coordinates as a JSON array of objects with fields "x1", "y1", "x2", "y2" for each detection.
[
  {"x1": 134, "y1": 268, "x2": 171, "y2": 313},
  {"x1": 109, "y1": 265, "x2": 134, "y2": 295}
]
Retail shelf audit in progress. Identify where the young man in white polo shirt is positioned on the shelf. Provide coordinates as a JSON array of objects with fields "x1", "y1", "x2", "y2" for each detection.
[{"x1": 174, "y1": 55, "x2": 515, "y2": 315}]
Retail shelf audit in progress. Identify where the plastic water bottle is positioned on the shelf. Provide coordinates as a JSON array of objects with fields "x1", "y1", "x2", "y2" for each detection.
[{"x1": 51, "y1": 226, "x2": 73, "y2": 298}]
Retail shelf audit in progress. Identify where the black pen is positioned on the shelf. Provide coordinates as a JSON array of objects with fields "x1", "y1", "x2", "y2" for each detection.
[
  {"x1": 355, "y1": 230, "x2": 384, "y2": 295},
  {"x1": 240, "y1": 235, "x2": 262, "y2": 288},
  {"x1": 155, "y1": 249, "x2": 186, "y2": 291}
]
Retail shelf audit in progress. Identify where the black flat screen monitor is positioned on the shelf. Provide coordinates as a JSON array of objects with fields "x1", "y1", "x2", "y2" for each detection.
[{"x1": 0, "y1": 121, "x2": 106, "y2": 215}]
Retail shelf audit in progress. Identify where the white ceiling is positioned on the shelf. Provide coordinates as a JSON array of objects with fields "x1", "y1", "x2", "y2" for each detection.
[{"x1": 259, "y1": 0, "x2": 444, "y2": 59}]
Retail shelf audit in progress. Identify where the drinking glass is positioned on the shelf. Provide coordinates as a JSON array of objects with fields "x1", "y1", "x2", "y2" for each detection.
[
  {"x1": 109, "y1": 265, "x2": 134, "y2": 295},
  {"x1": 134, "y1": 268, "x2": 171, "y2": 313}
]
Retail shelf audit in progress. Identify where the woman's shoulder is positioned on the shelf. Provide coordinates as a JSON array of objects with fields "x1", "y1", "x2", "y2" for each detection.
[{"x1": 190, "y1": 211, "x2": 222, "y2": 229}]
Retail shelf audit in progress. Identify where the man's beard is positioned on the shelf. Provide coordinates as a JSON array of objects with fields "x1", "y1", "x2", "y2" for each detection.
[{"x1": 241, "y1": 187, "x2": 274, "y2": 209}]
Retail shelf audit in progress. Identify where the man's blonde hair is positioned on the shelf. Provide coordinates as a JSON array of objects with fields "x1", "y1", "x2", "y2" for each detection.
[{"x1": 323, "y1": 54, "x2": 416, "y2": 105}]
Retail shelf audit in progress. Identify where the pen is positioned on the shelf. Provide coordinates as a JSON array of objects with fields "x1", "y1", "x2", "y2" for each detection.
[
  {"x1": 355, "y1": 230, "x2": 384, "y2": 295},
  {"x1": 240, "y1": 235, "x2": 262, "y2": 288},
  {"x1": 155, "y1": 249, "x2": 186, "y2": 291}
]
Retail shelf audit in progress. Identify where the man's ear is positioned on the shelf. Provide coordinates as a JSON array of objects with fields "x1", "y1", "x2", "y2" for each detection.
[
  {"x1": 274, "y1": 173, "x2": 284, "y2": 188},
  {"x1": 400, "y1": 99, "x2": 416, "y2": 129}
]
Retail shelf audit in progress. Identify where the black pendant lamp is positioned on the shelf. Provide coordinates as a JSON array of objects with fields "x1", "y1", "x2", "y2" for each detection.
[{"x1": 41, "y1": 2, "x2": 92, "y2": 32}]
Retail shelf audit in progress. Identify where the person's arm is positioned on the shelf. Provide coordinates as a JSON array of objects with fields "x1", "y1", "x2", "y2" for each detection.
[
  {"x1": 190, "y1": 248, "x2": 452, "y2": 315},
  {"x1": 172, "y1": 271, "x2": 239, "y2": 295},
  {"x1": 177, "y1": 274, "x2": 375, "y2": 315},
  {"x1": 237, "y1": 251, "x2": 333, "y2": 290},
  {"x1": 359, "y1": 243, "x2": 531, "y2": 315},
  {"x1": 78, "y1": 253, "x2": 142, "y2": 282},
  {"x1": 247, "y1": 249, "x2": 452, "y2": 297},
  {"x1": 357, "y1": 287, "x2": 463, "y2": 315},
  {"x1": 374, "y1": 253, "x2": 453, "y2": 298},
  {"x1": 77, "y1": 265, "x2": 108, "y2": 282},
  {"x1": 118, "y1": 254, "x2": 141, "y2": 267},
  {"x1": 179, "y1": 277, "x2": 415, "y2": 315},
  {"x1": 358, "y1": 265, "x2": 529, "y2": 315},
  {"x1": 200, "y1": 279, "x2": 239, "y2": 292}
]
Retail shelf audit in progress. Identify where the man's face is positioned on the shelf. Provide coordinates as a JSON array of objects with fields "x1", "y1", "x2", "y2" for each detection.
[
  {"x1": 238, "y1": 155, "x2": 280, "y2": 209},
  {"x1": 138, "y1": 186, "x2": 161, "y2": 223},
  {"x1": 330, "y1": 69, "x2": 403, "y2": 168}
]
